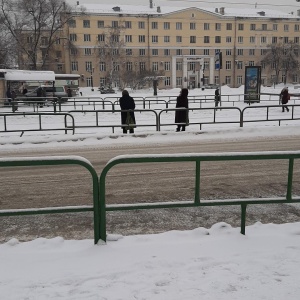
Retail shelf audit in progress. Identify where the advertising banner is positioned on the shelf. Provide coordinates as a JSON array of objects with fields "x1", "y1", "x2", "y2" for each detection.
[{"x1": 244, "y1": 66, "x2": 261, "y2": 103}]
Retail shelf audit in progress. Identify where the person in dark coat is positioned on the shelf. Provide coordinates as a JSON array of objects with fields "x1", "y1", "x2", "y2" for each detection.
[
  {"x1": 119, "y1": 90, "x2": 136, "y2": 134},
  {"x1": 215, "y1": 87, "x2": 220, "y2": 107},
  {"x1": 280, "y1": 87, "x2": 290, "y2": 112},
  {"x1": 175, "y1": 88, "x2": 189, "y2": 132},
  {"x1": 36, "y1": 86, "x2": 45, "y2": 108},
  {"x1": 11, "y1": 90, "x2": 18, "y2": 112},
  {"x1": 67, "y1": 87, "x2": 72, "y2": 98},
  {"x1": 6, "y1": 88, "x2": 12, "y2": 105}
]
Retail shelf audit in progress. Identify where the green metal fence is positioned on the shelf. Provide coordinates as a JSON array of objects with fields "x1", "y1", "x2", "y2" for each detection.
[
  {"x1": 0, "y1": 156, "x2": 100, "y2": 244},
  {"x1": 99, "y1": 151, "x2": 300, "y2": 242}
]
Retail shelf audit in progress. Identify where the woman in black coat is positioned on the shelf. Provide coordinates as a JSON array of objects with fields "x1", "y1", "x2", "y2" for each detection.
[
  {"x1": 119, "y1": 90, "x2": 136, "y2": 134},
  {"x1": 175, "y1": 88, "x2": 189, "y2": 131}
]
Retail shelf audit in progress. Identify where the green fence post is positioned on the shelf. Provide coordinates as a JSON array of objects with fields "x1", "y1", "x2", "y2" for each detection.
[
  {"x1": 241, "y1": 204, "x2": 247, "y2": 235},
  {"x1": 195, "y1": 160, "x2": 200, "y2": 204},
  {"x1": 287, "y1": 158, "x2": 294, "y2": 201}
]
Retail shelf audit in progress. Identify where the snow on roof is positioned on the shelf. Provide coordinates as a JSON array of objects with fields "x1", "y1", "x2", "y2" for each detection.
[
  {"x1": 77, "y1": 4, "x2": 295, "y2": 19},
  {"x1": 0, "y1": 69, "x2": 55, "y2": 82}
]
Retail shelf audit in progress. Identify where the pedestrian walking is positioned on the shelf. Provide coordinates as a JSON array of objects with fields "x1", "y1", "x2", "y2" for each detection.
[
  {"x1": 215, "y1": 87, "x2": 220, "y2": 107},
  {"x1": 11, "y1": 90, "x2": 18, "y2": 112},
  {"x1": 175, "y1": 88, "x2": 189, "y2": 132},
  {"x1": 6, "y1": 88, "x2": 12, "y2": 106},
  {"x1": 36, "y1": 86, "x2": 46, "y2": 108},
  {"x1": 119, "y1": 90, "x2": 136, "y2": 134},
  {"x1": 67, "y1": 87, "x2": 72, "y2": 98},
  {"x1": 280, "y1": 87, "x2": 290, "y2": 112}
]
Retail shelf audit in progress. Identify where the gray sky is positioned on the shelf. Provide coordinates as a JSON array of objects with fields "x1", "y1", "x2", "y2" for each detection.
[{"x1": 66, "y1": 0, "x2": 300, "y2": 14}]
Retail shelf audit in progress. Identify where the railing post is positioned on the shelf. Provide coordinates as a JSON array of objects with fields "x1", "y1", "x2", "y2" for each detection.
[
  {"x1": 287, "y1": 158, "x2": 294, "y2": 201},
  {"x1": 195, "y1": 160, "x2": 200, "y2": 204},
  {"x1": 241, "y1": 204, "x2": 247, "y2": 235}
]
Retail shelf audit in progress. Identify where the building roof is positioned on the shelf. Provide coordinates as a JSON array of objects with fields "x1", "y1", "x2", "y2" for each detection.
[
  {"x1": 0, "y1": 69, "x2": 55, "y2": 81},
  {"x1": 76, "y1": 4, "x2": 297, "y2": 19}
]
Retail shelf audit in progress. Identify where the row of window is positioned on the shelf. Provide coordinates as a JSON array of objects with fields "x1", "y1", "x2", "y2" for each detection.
[
  {"x1": 69, "y1": 33, "x2": 299, "y2": 45},
  {"x1": 70, "y1": 19, "x2": 300, "y2": 32}
]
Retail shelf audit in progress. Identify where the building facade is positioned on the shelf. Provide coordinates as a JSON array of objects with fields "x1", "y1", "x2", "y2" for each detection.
[{"x1": 46, "y1": 3, "x2": 300, "y2": 89}]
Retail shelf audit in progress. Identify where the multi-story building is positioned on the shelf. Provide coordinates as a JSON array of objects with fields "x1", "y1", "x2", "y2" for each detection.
[{"x1": 36, "y1": 2, "x2": 300, "y2": 89}]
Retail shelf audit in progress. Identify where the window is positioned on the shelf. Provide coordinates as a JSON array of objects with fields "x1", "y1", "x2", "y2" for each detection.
[
  {"x1": 84, "y1": 48, "x2": 92, "y2": 55},
  {"x1": 262, "y1": 24, "x2": 267, "y2": 31},
  {"x1": 250, "y1": 36, "x2": 256, "y2": 43},
  {"x1": 238, "y1": 24, "x2": 244, "y2": 30},
  {"x1": 226, "y1": 36, "x2": 232, "y2": 43},
  {"x1": 84, "y1": 34, "x2": 91, "y2": 42},
  {"x1": 284, "y1": 24, "x2": 289, "y2": 31},
  {"x1": 70, "y1": 48, "x2": 77, "y2": 56},
  {"x1": 112, "y1": 21, "x2": 118, "y2": 28},
  {"x1": 190, "y1": 22, "x2": 196, "y2": 30},
  {"x1": 176, "y1": 36, "x2": 182, "y2": 43},
  {"x1": 152, "y1": 62, "x2": 158, "y2": 71},
  {"x1": 152, "y1": 35, "x2": 158, "y2": 43},
  {"x1": 152, "y1": 49, "x2": 158, "y2": 56},
  {"x1": 97, "y1": 34, "x2": 105, "y2": 42},
  {"x1": 226, "y1": 49, "x2": 232, "y2": 55},
  {"x1": 237, "y1": 49, "x2": 243, "y2": 55},
  {"x1": 225, "y1": 61, "x2": 231, "y2": 70},
  {"x1": 261, "y1": 36, "x2": 267, "y2": 43},
  {"x1": 204, "y1": 61, "x2": 209, "y2": 70},
  {"x1": 215, "y1": 23, "x2": 221, "y2": 30},
  {"x1": 204, "y1": 36, "x2": 210, "y2": 43},
  {"x1": 165, "y1": 77, "x2": 171, "y2": 86},
  {"x1": 83, "y1": 20, "x2": 90, "y2": 28},
  {"x1": 215, "y1": 36, "x2": 221, "y2": 43},
  {"x1": 85, "y1": 61, "x2": 92, "y2": 71},
  {"x1": 176, "y1": 61, "x2": 182, "y2": 70},
  {"x1": 204, "y1": 49, "x2": 210, "y2": 55},
  {"x1": 250, "y1": 24, "x2": 256, "y2": 31},
  {"x1": 273, "y1": 24, "x2": 278, "y2": 31},
  {"x1": 164, "y1": 36, "x2": 170, "y2": 43},
  {"x1": 295, "y1": 24, "x2": 300, "y2": 32},
  {"x1": 139, "y1": 62, "x2": 146, "y2": 71},
  {"x1": 69, "y1": 20, "x2": 76, "y2": 28},
  {"x1": 98, "y1": 21, "x2": 104, "y2": 28},
  {"x1": 190, "y1": 36, "x2": 196, "y2": 43},
  {"x1": 111, "y1": 35, "x2": 119, "y2": 42},
  {"x1": 126, "y1": 62, "x2": 132, "y2": 71},
  {"x1": 138, "y1": 21, "x2": 145, "y2": 29},
  {"x1": 176, "y1": 49, "x2": 182, "y2": 55},
  {"x1": 226, "y1": 23, "x2": 232, "y2": 30},
  {"x1": 86, "y1": 77, "x2": 92, "y2": 87},
  {"x1": 71, "y1": 61, "x2": 78, "y2": 71},
  {"x1": 176, "y1": 77, "x2": 182, "y2": 86},
  {"x1": 164, "y1": 62, "x2": 171, "y2": 71},
  {"x1": 112, "y1": 49, "x2": 119, "y2": 56},
  {"x1": 126, "y1": 49, "x2": 132, "y2": 56},
  {"x1": 295, "y1": 37, "x2": 299, "y2": 44},
  {"x1": 113, "y1": 62, "x2": 119, "y2": 71},
  {"x1": 139, "y1": 35, "x2": 145, "y2": 43},
  {"x1": 214, "y1": 76, "x2": 219, "y2": 85},
  {"x1": 261, "y1": 49, "x2": 267, "y2": 55},
  {"x1": 204, "y1": 23, "x2": 210, "y2": 30},
  {"x1": 125, "y1": 21, "x2": 132, "y2": 28},
  {"x1": 176, "y1": 22, "x2": 182, "y2": 30},
  {"x1": 284, "y1": 37, "x2": 289, "y2": 43},
  {"x1": 164, "y1": 22, "x2": 170, "y2": 30},
  {"x1": 152, "y1": 22, "x2": 158, "y2": 29},
  {"x1": 249, "y1": 49, "x2": 255, "y2": 55},
  {"x1": 225, "y1": 76, "x2": 231, "y2": 85},
  {"x1": 238, "y1": 36, "x2": 243, "y2": 43},
  {"x1": 237, "y1": 75, "x2": 243, "y2": 85},
  {"x1": 190, "y1": 49, "x2": 196, "y2": 55},
  {"x1": 164, "y1": 49, "x2": 170, "y2": 56},
  {"x1": 188, "y1": 62, "x2": 195, "y2": 71},
  {"x1": 27, "y1": 36, "x2": 33, "y2": 43},
  {"x1": 139, "y1": 49, "x2": 146, "y2": 56},
  {"x1": 69, "y1": 34, "x2": 77, "y2": 42},
  {"x1": 99, "y1": 62, "x2": 106, "y2": 71},
  {"x1": 236, "y1": 61, "x2": 243, "y2": 69},
  {"x1": 125, "y1": 35, "x2": 132, "y2": 43},
  {"x1": 100, "y1": 77, "x2": 106, "y2": 86},
  {"x1": 41, "y1": 37, "x2": 48, "y2": 45}
]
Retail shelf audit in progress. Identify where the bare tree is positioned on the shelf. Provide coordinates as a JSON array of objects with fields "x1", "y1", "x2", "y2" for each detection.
[
  {"x1": 261, "y1": 41, "x2": 299, "y2": 85},
  {"x1": 0, "y1": 0, "x2": 75, "y2": 70}
]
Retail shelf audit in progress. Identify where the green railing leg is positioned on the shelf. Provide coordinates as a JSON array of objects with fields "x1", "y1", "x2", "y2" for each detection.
[
  {"x1": 241, "y1": 204, "x2": 247, "y2": 235},
  {"x1": 287, "y1": 158, "x2": 294, "y2": 201},
  {"x1": 195, "y1": 160, "x2": 200, "y2": 204}
]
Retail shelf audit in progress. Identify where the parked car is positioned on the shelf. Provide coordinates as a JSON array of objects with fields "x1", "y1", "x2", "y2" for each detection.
[
  {"x1": 24, "y1": 85, "x2": 68, "y2": 102},
  {"x1": 98, "y1": 86, "x2": 116, "y2": 94}
]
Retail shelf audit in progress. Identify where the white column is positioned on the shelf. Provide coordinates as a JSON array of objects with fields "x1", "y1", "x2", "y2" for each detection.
[
  {"x1": 171, "y1": 56, "x2": 177, "y2": 88},
  {"x1": 183, "y1": 57, "x2": 188, "y2": 88},
  {"x1": 209, "y1": 57, "x2": 215, "y2": 84}
]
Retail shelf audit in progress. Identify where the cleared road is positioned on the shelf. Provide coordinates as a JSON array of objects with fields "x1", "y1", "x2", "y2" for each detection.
[{"x1": 1, "y1": 134, "x2": 300, "y2": 242}]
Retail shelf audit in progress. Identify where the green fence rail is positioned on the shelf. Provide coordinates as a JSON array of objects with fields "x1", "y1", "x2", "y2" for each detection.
[
  {"x1": 99, "y1": 151, "x2": 300, "y2": 242},
  {"x1": 0, "y1": 156, "x2": 100, "y2": 244}
]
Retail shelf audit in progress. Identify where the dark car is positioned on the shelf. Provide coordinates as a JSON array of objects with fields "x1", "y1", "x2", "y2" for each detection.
[{"x1": 25, "y1": 85, "x2": 68, "y2": 102}]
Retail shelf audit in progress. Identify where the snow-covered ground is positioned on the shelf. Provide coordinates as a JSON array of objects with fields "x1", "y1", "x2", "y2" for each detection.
[{"x1": 1, "y1": 84, "x2": 300, "y2": 299}]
